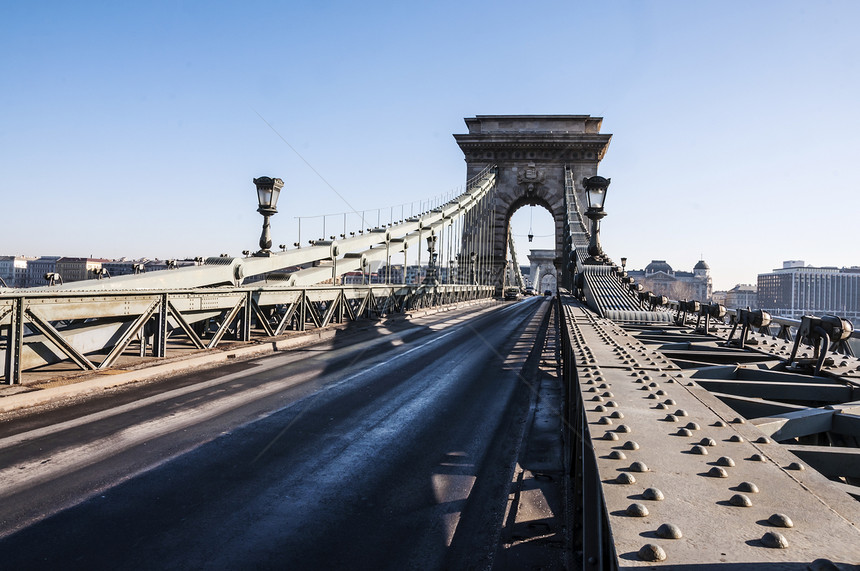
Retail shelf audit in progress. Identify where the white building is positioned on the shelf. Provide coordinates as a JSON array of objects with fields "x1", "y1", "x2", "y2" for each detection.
[{"x1": 757, "y1": 261, "x2": 860, "y2": 321}]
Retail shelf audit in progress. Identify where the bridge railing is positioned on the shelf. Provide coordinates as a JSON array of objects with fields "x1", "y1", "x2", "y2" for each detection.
[
  {"x1": 1, "y1": 283, "x2": 494, "y2": 384},
  {"x1": 557, "y1": 289, "x2": 615, "y2": 567}
]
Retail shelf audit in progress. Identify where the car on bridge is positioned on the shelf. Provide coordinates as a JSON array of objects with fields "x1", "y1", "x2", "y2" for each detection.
[{"x1": 503, "y1": 287, "x2": 520, "y2": 301}]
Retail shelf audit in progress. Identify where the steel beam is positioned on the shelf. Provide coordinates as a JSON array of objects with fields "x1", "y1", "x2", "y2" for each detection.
[
  {"x1": 710, "y1": 392, "x2": 810, "y2": 419},
  {"x1": 24, "y1": 307, "x2": 96, "y2": 371},
  {"x1": 695, "y1": 378, "x2": 854, "y2": 402},
  {"x1": 785, "y1": 444, "x2": 860, "y2": 479},
  {"x1": 751, "y1": 409, "x2": 835, "y2": 440}
]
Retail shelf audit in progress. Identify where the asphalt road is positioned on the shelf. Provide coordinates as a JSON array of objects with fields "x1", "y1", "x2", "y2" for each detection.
[{"x1": 0, "y1": 296, "x2": 551, "y2": 570}]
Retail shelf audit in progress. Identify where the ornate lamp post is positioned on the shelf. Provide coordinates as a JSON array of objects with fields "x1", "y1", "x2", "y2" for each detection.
[
  {"x1": 470, "y1": 251, "x2": 477, "y2": 285},
  {"x1": 253, "y1": 176, "x2": 284, "y2": 257},
  {"x1": 582, "y1": 175, "x2": 611, "y2": 265},
  {"x1": 424, "y1": 234, "x2": 438, "y2": 284}
]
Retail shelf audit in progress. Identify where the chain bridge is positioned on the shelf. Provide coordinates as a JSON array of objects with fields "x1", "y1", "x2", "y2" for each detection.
[{"x1": 1, "y1": 116, "x2": 858, "y2": 569}]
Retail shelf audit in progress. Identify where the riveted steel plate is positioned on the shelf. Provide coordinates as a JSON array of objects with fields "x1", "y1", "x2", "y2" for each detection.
[{"x1": 564, "y1": 302, "x2": 860, "y2": 567}]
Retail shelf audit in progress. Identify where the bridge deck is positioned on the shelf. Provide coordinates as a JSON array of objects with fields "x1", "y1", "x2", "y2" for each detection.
[{"x1": 562, "y1": 298, "x2": 860, "y2": 568}]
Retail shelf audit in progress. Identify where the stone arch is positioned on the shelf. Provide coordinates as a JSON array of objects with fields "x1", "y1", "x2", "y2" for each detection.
[{"x1": 501, "y1": 195, "x2": 564, "y2": 268}]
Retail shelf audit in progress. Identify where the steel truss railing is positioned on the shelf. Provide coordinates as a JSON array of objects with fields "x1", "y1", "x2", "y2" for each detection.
[{"x1": 1, "y1": 284, "x2": 494, "y2": 384}]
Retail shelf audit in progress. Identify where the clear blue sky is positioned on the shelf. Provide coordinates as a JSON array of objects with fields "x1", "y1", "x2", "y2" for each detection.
[{"x1": 2, "y1": 1, "x2": 858, "y2": 290}]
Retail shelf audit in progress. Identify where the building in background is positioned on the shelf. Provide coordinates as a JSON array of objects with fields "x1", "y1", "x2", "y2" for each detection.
[
  {"x1": 627, "y1": 259, "x2": 713, "y2": 301},
  {"x1": 757, "y1": 261, "x2": 860, "y2": 321},
  {"x1": 724, "y1": 284, "x2": 757, "y2": 309},
  {"x1": 25, "y1": 256, "x2": 61, "y2": 287}
]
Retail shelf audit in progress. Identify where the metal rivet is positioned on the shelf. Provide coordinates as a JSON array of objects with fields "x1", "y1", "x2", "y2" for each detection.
[
  {"x1": 640, "y1": 386, "x2": 652, "y2": 391},
  {"x1": 610, "y1": 411, "x2": 624, "y2": 419},
  {"x1": 598, "y1": 417, "x2": 613, "y2": 425},
  {"x1": 713, "y1": 420, "x2": 727, "y2": 427},
  {"x1": 738, "y1": 481, "x2": 759, "y2": 493},
  {"x1": 617, "y1": 472, "x2": 636, "y2": 484},
  {"x1": 594, "y1": 405, "x2": 607, "y2": 412},
  {"x1": 603, "y1": 431, "x2": 619, "y2": 441},
  {"x1": 635, "y1": 378, "x2": 645, "y2": 383},
  {"x1": 616, "y1": 425, "x2": 632, "y2": 433},
  {"x1": 674, "y1": 409, "x2": 688, "y2": 417},
  {"x1": 587, "y1": 387, "x2": 598, "y2": 393},
  {"x1": 756, "y1": 436, "x2": 771, "y2": 444},
  {"x1": 676, "y1": 428, "x2": 693, "y2": 437},
  {"x1": 649, "y1": 382, "x2": 659, "y2": 388},
  {"x1": 686, "y1": 422, "x2": 701, "y2": 431},
  {"x1": 761, "y1": 531, "x2": 789, "y2": 549},
  {"x1": 707, "y1": 466, "x2": 728, "y2": 478},
  {"x1": 665, "y1": 415, "x2": 678, "y2": 422},
  {"x1": 687, "y1": 382, "x2": 694, "y2": 386},
  {"x1": 666, "y1": 378, "x2": 675, "y2": 383},
  {"x1": 598, "y1": 383, "x2": 609, "y2": 389},
  {"x1": 700, "y1": 437, "x2": 716, "y2": 447},
  {"x1": 623, "y1": 440, "x2": 640, "y2": 450},
  {"x1": 592, "y1": 396, "x2": 604, "y2": 402},
  {"x1": 606, "y1": 401, "x2": 618, "y2": 408},
  {"x1": 643, "y1": 487, "x2": 664, "y2": 500},
  {"x1": 729, "y1": 435, "x2": 744, "y2": 443},
  {"x1": 627, "y1": 503, "x2": 649, "y2": 517},
  {"x1": 602, "y1": 391, "x2": 614, "y2": 398},
  {"x1": 647, "y1": 393, "x2": 658, "y2": 400},
  {"x1": 717, "y1": 456, "x2": 735, "y2": 467},
  {"x1": 691, "y1": 445, "x2": 708, "y2": 455},
  {"x1": 732, "y1": 417, "x2": 746, "y2": 424},
  {"x1": 655, "y1": 390, "x2": 666, "y2": 396},
  {"x1": 768, "y1": 513, "x2": 793, "y2": 528},
  {"x1": 630, "y1": 461, "x2": 649, "y2": 472},
  {"x1": 656, "y1": 403, "x2": 668, "y2": 409},
  {"x1": 787, "y1": 462, "x2": 805, "y2": 470},
  {"x1": 637, "y1": 544, "x2": 666, "y2": 562},
  {"x1": 730, "y1": 493, "x2": 752, "y2": 507},
  {"x1": 656, "y1": 523, "x2": 683, "y2": 539},
  {"x1": 585, "y1": 379, "x2": 596, "y2": 385},
  {"x1": 642, "y1": 375, "x2": 652, "y2": 381},
  {"x1": 608, "y1": 450, "x2": 626, "y2": 460},
  {"x1": 750, "y1": 454, "x2": 765, "y2": 462},
  {"x1": 664, "y1": 399, "x2": 676, "y2": 405}
]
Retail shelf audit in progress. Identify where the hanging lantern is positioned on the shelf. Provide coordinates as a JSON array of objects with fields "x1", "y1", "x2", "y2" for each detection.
[{"x1": 528, "y1": 205, "x2": 534, "y2": 242}]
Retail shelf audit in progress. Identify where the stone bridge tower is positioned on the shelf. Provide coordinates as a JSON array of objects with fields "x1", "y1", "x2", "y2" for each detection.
[
  {"x1": 528, "y1": 249, "x2": 558, "y2": 293},
  {"x1": 454, "y1": 115, "x2": 612, "y2": 291}
]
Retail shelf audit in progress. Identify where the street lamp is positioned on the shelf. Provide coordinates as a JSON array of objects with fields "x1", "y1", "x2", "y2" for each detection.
[
  {"x1": 582, "y1": 175, "x2": 611, "y2": 265},
  {"x1": 424, "y1": 234, "x2": 438, "y2": 284},
  {"x1": 253, "y1": 176, "x2": 284, "y2": 257},
  {"x1": 470, "y1": 251, "x2": 477, "y2": 285}
]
